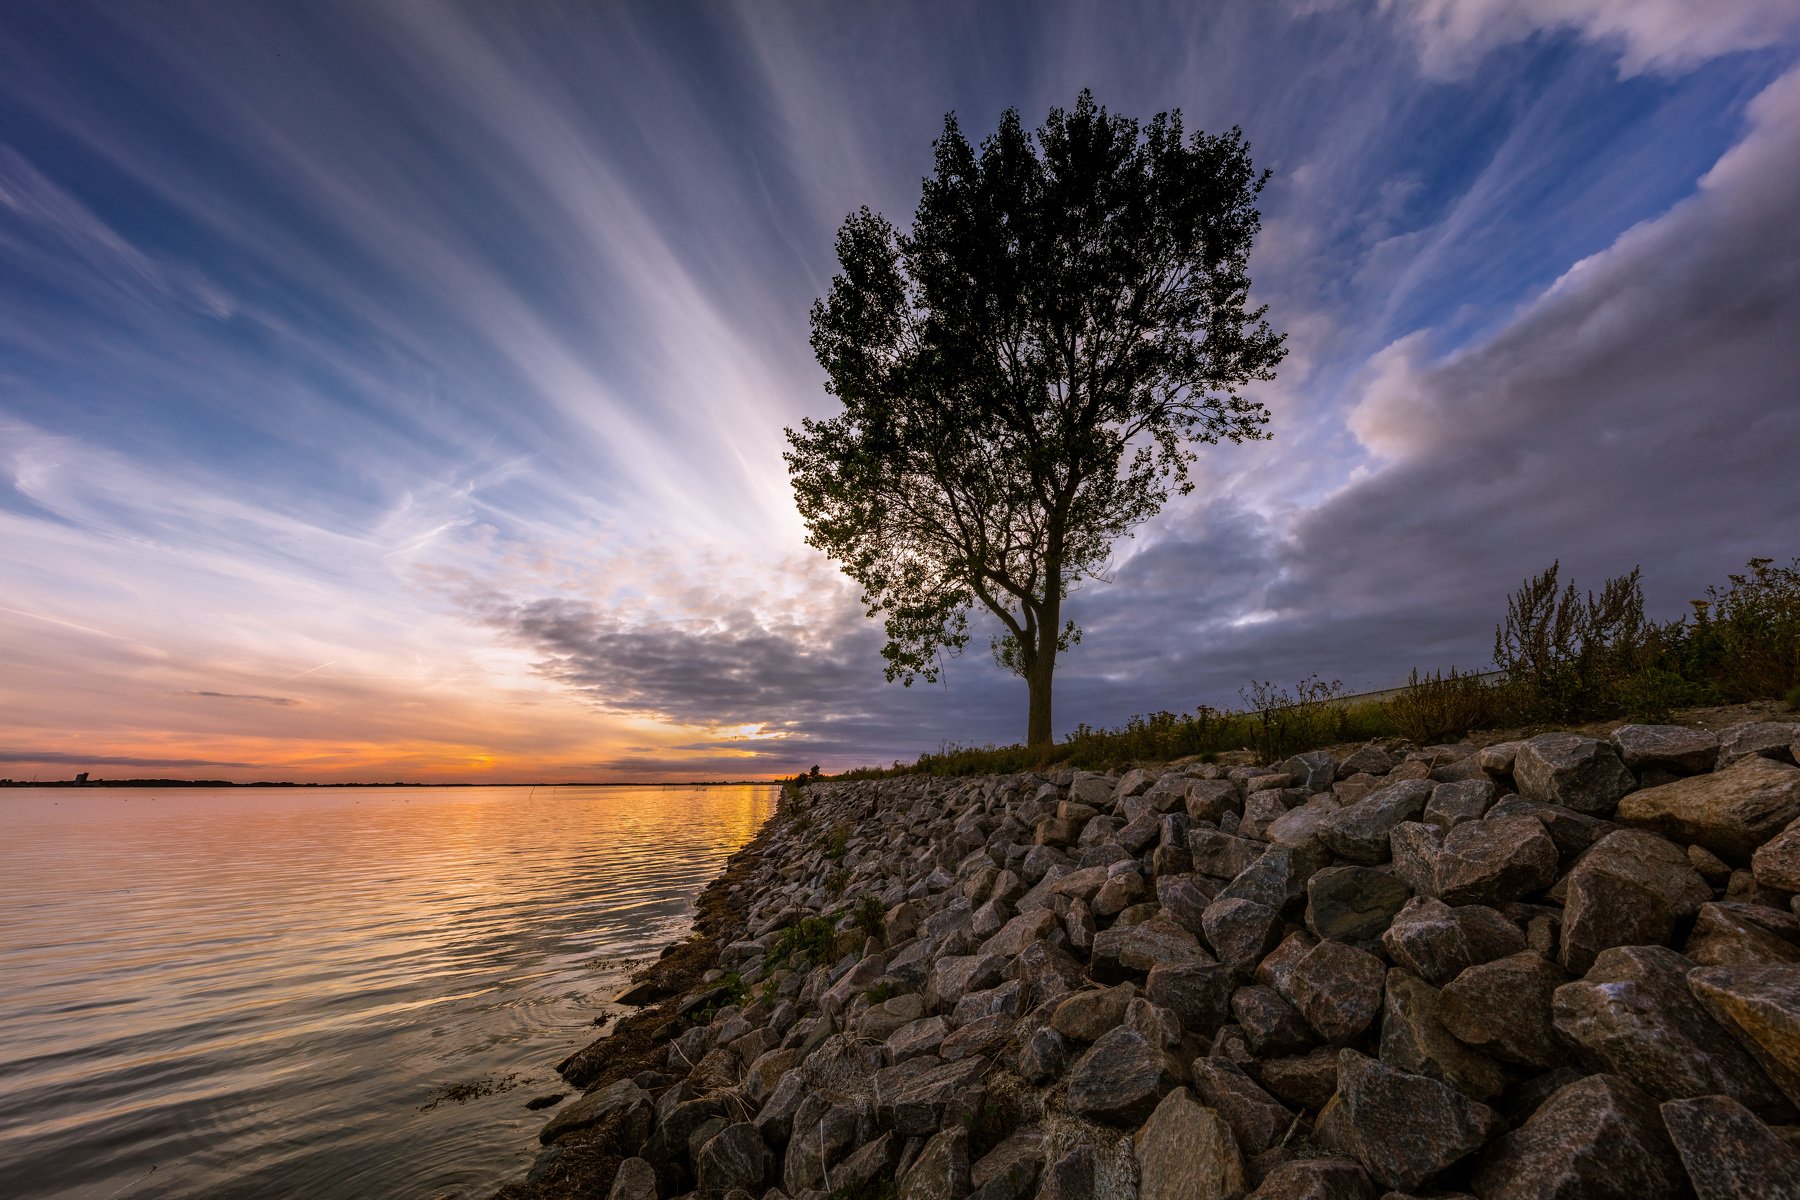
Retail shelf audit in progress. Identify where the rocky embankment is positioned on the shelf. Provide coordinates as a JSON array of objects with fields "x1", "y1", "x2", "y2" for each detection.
[{"x1": 509, "y1": 720, "x2": 1800, "y2": 1200}]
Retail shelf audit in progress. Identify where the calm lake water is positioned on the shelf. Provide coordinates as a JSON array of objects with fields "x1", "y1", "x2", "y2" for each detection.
[{"x1": 0, "y1": 783, "x2": 778, "y2": 1199}]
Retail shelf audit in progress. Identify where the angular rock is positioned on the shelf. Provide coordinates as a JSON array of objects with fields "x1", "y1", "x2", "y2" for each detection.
[
  {"x1": 782, "y1": 1092, "x2": 862, "y2": 1193},
  {"x1": 1684, "y1": 900, "x2": 1800, "y2": 966},
  {"x1": 1219, "y1": 845, "x2": 1326, "y2": 913},
  {"x1": 1253, "y1": 931, "x2": 1317, "y2": 1002},
  {"x1": 979, "y1": 909, "x2": 1062, "y2": 959},
  {"x1": 1017, "y1": 1021, "x2": 1071, "y2": 1084},
  {"x1": 1688, "y1": 962, "x2": 1800, "y2": 1108},
  {"x1": 926, "y1": 953, "x2": 1004, "y2": 1010},
  {"x1": 607, "y1": 1157, "x2": 658, "y2": 1200},
  {"x1": 1254, "y1": 1048, "x2": 1340, "y2": 1112},
  {"x1": 1304, "y1": 866, "x2": 1411, "y2": 944},
  {"x1": 539, "y1": 1077, "x2": 652, "y2": 1145},
  {"x1": 695, "y1": 1122, "x2": 771, "y2": 1195},
  {"x1": 1439, "y1": 950, "x2": 1569, "y2": 1069},
  {"x1": 1093, "y1": 868, "x2": 1149, "y2": 917},
  {"x1": 900, "y1": 1126, "x2": 970, "y2": 1200},
  {"x1": 1611, "y1": 724, "x2": 1720, "y2": 774},
  {"x1": 1559, "y1": 829, "x2": 1712, "y2": 974},
  {"x1": 1145, "y1": 959, "x2": 1236, "y2": 1037},
  {"x1": 1066, "y1": 1025, "x2": 1175, "y2": 1125},
  {"x1": 1280, "y1": 750, "x2": 1339, "y2": 793},
  {"x1": 1134, "y1": 1087, "x2": 1246, "y2": 1200},
  {"x1": 1191, "y1": 829, "x2": 1263, "y2": 882},
  {"x1": 940, "y1": 1012, "x2": 1016, "y2": 1060},
  {"x1": 1317, "y1": 1049, "x2": 1502, "y2": 1192},
  {"x1": 1319, "y1": 781, "x2": 1433, "y2": 864},
  {"x1": 1379, "y1": 968, "x2": 1509, "y2": 1100},
  {"x1": 1753, "y1": 817, "x2": 1800, "y2": 891},
  {"x1": 1659, "y1": 1094, "x2": 1800, "y2": 1200},
  {"x1": 1037, "y1": 1144, "x2": 1098, "y2": 1200},
  {"x1": 872, "y1": 1055, "x2": 987, "y2": 1136},
  {"x1": 887, "y1": 1015, "x2": 950, "y2": 1061},
  {"x1": 1388, "y1": 821, "x2": 1444, "y2": 896},
  {"x1": 1231, "y1": 985, "x2": 1315, "y2": 1057},
  {"x1": 1204, "y1": 897, "x2": 1285, "y2": 973},
  {"x1": 1716, "y1": 721, "x2": 1800, "y2": 769},
  {"x1": 1615, "y1": 755, "x2": 1800, "y2": 860},
  {"x1": 1381, "y1": 896, "x2": 1525, "y2": 986},
  {"x1": 1471, "y1": 1073, "x2": 1685, "y2": 1200},
  {"x1": 1288, "y1": 941, "x2": 1385, "y2": 1043},
  {"x1": 969, "y1": 1128, "x2": 1045, "y2": 1200},
  {"x1": 1244, "y1": 1157, "x2": 1374, "y2": 1199},
  {"x1": 1424, "y1": 778, "x2": 1498, "y2": 832},
  {"x1": 1266, "y1": 796, "x2": 1341, "y2": 848},
  {"x1": 1190, "y1": 1056, "x2": 1293, "y2": 1157},
  {"x1": 1433, "y1": 814, "x2": 1559, "y2": 905},
  {"x1": 1158, "y1": 874, "x2": 1215, "y2": 935},
  {"x1": 1051, "y1": 983, "x2": 1138, "y2": 1042},
  {"x1": 1090, "y1": 917, "x2": 1205, "y2": 982},
  {"x1": 1514, "y1": 732, "x2": 1636, "y2": 816},
  {"x1": 1553, "y1": 945, "x2": 1788, "y2": 1113}
]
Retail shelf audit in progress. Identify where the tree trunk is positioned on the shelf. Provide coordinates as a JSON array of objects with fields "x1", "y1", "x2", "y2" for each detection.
[{"x1": 1026, "y1": 649, "x2": 1055, "y2": 748}]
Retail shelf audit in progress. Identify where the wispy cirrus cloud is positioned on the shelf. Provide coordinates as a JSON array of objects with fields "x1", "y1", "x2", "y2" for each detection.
[{"x1": 0, "y1": 2, "x2": 1793, "y2": 777}]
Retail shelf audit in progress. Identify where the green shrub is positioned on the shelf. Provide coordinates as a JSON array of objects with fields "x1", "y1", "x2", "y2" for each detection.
[
  {"x1": 824, "y1": 827, "x2": 850, "y2": 859},
  {"x1": 771, "y1": 916, "x2": 837, "y2": 967},
  {"x1": 1686, "y1": 558, "x2": 1800, "y2": 701},
  {"x1": 852, "y1": 895, "x2": 887, "y2": 944},
  {"x1": 1384, "y1": 667, "x2": 1500, "y2": 744}
]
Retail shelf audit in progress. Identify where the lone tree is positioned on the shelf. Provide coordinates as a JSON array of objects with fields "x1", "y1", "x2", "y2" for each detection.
[{"x1": 785, "y1": 91, "x2": 1285, "y2": 747}]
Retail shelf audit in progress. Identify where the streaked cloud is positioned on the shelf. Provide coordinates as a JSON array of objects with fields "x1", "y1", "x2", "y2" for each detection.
[{"x1": 0, "y1": 2, "x2": 1793, "y2": 778}]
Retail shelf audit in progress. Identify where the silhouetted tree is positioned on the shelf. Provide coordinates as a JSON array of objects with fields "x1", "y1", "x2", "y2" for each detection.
[{"x1": 786, "y1": 91, "x2": 1285, "y2": 747}]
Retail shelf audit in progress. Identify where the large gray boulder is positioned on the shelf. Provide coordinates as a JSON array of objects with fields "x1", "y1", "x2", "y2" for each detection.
[
  {"x1": 1472, "y1": 1073, "x2": 1685, "y2": 1200},
  {"x1": 695, "y1": 1122, "x2": 771, "y2": 1195},
  {"x1": 1558, "y1": 829, "x2": 1711, "y2": 974},
  {"x1": 1315, "y1": 1049, "x2": 1501, "y2": 1191},
  {"x1": 1659, "y1": 1094, "x2": 1800, "y2": 1200},
  {"x1": 1615, "y1": 755, "x2": 1800, "y2": 860},
  {"x1": 1304, "y1": 866, "x2": 1411, "y2": 944},
  {"x1": 1610, "y1": 724, "x2": 1720, "y2": 774},
  {"x1": 1133, "y1": 1087, "x2": 1246, "y2": 1200},
  {"x1": 1513, "y1": 732, "x2": 1636, "y2": 815},
  {"x1": 1319, "y1": 781, "x2": 1433, "y2": 864},
  {"x1": 1381, "y1": 896, "x2": 1525, "y2": 986},
  {"x1": 899, "y1": 1126, "x2": 970, "y2": 1200},
  {"x1": 1439, "y1": 950, "x2": 1569, "y2": 1069},
  {"x1": 1189, "y1": 1056, "x2": 1293, "y2": 1158},
  {"x1": 1066, "y1": 1025, "x2": 1175, "y2": 1125},
  {"x1": 1287, "y1": 941, "x2": 1385, "y2": 1043},
  {"x1": 1432, "y1": 813, "x2": 1559, "y2": 905},
  {"x1": 1378, "y1": 968, "x2": 1509, "y2": 1101},
  {"x1": 1688, "y1": 962, "x2": 1800, "y2": 1109},
  {"x1": 1552, "y1": 945, "x2": 1789, "y2": 1114},
  {"x1": 1715, "y1": 720, "x2": 1800, "y2": 769}
]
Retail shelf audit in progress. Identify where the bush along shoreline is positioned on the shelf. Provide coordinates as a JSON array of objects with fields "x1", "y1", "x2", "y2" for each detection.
[{"x1": 496, "y1": 717, "x2": 1800, "y2": 1200}]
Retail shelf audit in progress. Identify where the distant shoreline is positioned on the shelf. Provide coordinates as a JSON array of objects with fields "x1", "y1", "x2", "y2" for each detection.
[{"x1": 0, "y1": 778, "x2": 782, "y2": 789}]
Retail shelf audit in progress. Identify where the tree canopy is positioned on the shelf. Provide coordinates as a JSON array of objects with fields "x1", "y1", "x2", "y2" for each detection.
[{"x1": 785, "y1": 91, "x2": 1285, "y2": 747}]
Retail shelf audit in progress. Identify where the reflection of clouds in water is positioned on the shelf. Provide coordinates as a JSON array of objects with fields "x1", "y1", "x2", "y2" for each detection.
[{"x1": 0, "y1": 783, "x2": 778, "y2": 1197}]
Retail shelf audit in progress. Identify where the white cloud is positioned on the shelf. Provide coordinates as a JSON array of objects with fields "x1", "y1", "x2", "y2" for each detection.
[{"x1": 1384, "y1": 0, "x2": 1800, "y2": 77}]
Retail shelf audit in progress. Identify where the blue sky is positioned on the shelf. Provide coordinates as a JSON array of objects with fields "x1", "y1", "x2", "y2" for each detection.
[{"x1": 2, "y1": 0, "x2": 1797, "y2": 779}]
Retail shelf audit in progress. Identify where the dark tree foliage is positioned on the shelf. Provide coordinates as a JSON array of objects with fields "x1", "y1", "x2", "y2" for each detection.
[{"x1": 785, "y1": 91, "x2": 1286, "y2": 747}]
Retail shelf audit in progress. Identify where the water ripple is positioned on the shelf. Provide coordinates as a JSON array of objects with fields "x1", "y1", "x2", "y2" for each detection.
[{"x1": 0, "y1": 784, "x2": 776, "y2": 1198}]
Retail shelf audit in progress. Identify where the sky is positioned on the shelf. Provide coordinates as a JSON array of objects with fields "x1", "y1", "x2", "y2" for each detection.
[{"x1": 2, "y1": 0, "x2": 1797, "y2": 783}]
